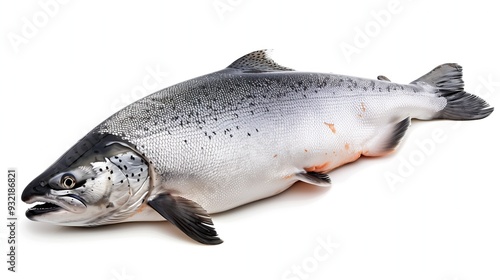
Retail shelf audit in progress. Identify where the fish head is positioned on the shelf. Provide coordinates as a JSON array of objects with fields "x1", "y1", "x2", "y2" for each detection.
[{"x1": 22, "y1": 133, "x2": 151, "y2": 226}]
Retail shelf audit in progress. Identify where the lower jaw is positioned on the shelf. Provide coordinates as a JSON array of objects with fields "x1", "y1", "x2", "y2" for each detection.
[{"x1": 26, "y1": 203, "x2": 62, "y2": 219}]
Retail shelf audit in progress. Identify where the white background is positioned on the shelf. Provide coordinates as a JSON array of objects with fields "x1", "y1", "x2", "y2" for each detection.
[{"x1": 1, "y1": 1, "x2": 499, "y2": 279}]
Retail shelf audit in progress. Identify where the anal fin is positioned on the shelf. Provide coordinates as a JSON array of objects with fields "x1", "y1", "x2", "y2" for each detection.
[
  {"x1": 363, "y1": 117, "x2": 411, "y2": 156},
  {"x1": 148, "y1": 194, "x2": 223, "y2": 245},
  {"x1": 296, "y1": 172, "x2": 331, "y2": 187}
]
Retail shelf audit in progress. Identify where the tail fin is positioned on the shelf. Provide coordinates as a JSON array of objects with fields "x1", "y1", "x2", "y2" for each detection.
[{"x1": 412, "y1": 64, "x2": 494, "y2": 120}]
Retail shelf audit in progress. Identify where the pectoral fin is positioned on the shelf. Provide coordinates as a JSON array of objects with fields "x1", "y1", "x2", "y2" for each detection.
[{"x1": 148, "y1": 194, "x2": 223, "y2": 245}]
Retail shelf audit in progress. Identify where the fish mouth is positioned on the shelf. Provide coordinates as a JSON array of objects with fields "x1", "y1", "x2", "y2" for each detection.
[
  {"x1": 27, "y1": 202, "x2": 62, "y2": 216},
  {"x1": 23, "y1": 181, "x2": 62, "y2": 219},
  {"x1": 25, "y1": 195, "x2": 87, "y2": 219},
  {"x1": 25, "y1": 197, "x2": 64, "y2": 219}
]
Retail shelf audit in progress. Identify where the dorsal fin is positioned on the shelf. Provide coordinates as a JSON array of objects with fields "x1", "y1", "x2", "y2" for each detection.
[
  {"x1": 377, "y1": 75, "x2": 391, "y2": 82},
  {"x1": 227, "y1": 50, "x2": 294, "y2": 73}
]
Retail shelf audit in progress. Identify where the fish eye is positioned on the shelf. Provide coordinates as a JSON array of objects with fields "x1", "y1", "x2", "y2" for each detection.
[{"x1": 61, "y1": 174, "x2": 76, "y2": 189}]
